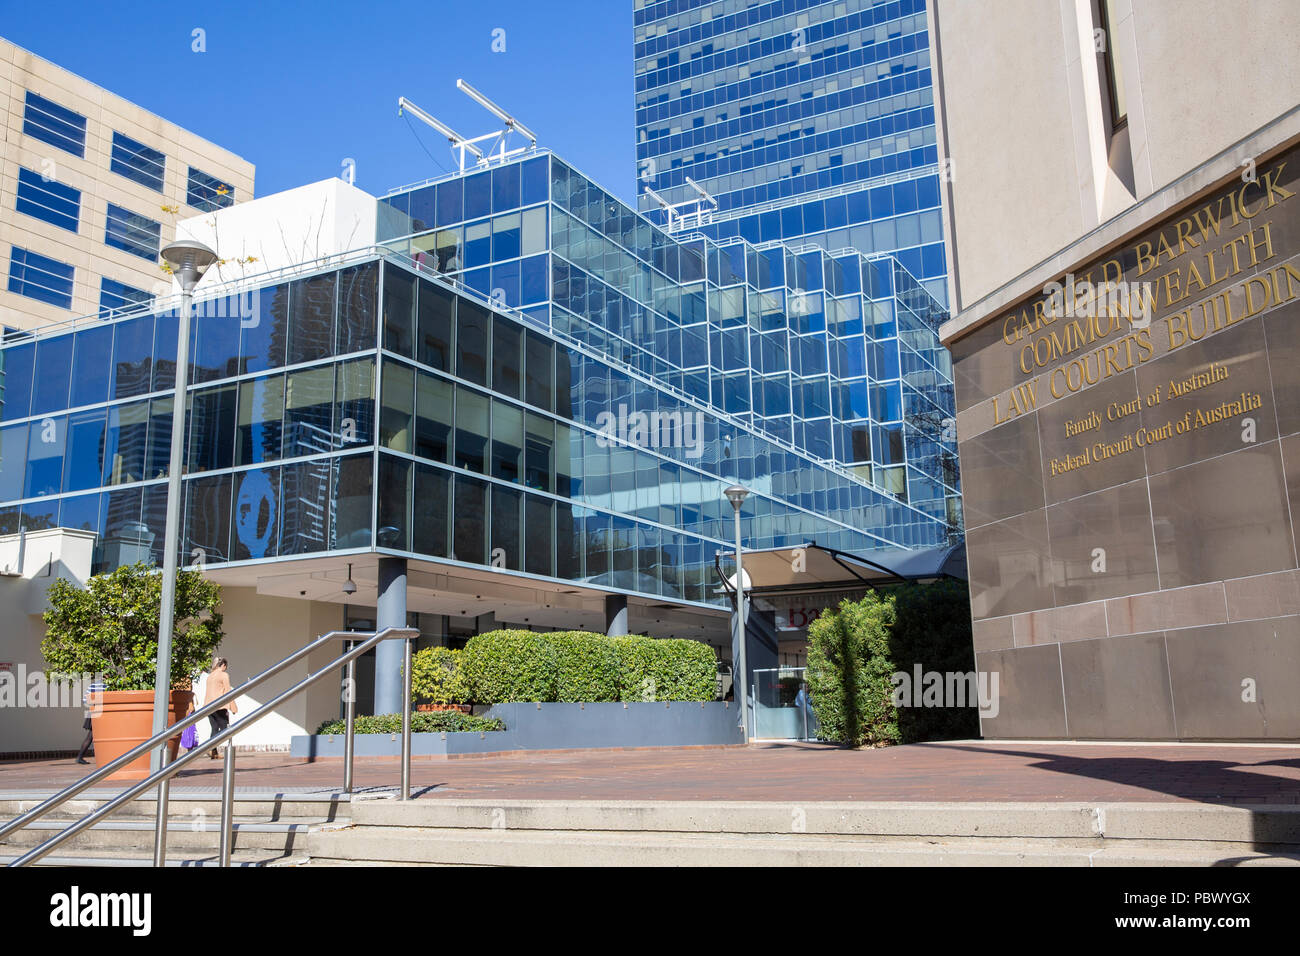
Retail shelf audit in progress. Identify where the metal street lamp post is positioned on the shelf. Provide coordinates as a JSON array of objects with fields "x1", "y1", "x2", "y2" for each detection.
[
  {"x1": 724, "y1": 484, "x2": 750, "y2": 742},
  {"x1": 150, "y1": 240, "x2": 218, "y2": 771}
]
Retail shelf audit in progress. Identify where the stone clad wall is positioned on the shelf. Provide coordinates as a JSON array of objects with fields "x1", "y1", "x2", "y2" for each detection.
[{"x1": 949, "y1": 141, "x2": 1300, "y2": 740}]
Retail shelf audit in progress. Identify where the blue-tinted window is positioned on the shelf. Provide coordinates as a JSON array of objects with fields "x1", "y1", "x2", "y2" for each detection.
[
  {"x1": 187, "y1": 167, "x2": 235, "y2": 211},
  {"x1": 463, "y1": 172, "x2": 491, "y2": 220},
  {"x1": 236, "y1": 374, "x2": 285, "y2": 466},
  {"x1": 31, "y1": 335, "x2": 72, "y2": 414},
  {"x1": 25, "y1": 415, "x2": 66, "y2": 498},
  {"x1": 8, "y1": 246, "x2": 75, "y2": 309},
  {"x1": 59, "y1": 491, "x2": 103, "y2": 534},
  {"x1": 492, "y1": 162, "x2": 520, "y2": 213},
  {"x1": 15, "y1": 167, "x2": 80, "y2": 232},
  {"x1": 0, "y1": 424, "x2": 28, "y2": 500},
  {"x1": 190, "y1": 308, "x2": 239, "y2": 383},
  {"x1": 104, "y1": 401, "x2": 149, "y2": 485},
  {"x1": 1, "y1": 344, "x2": 35, "y2": 422},
  {"x1": 99, "y1": 278, "x2": 152, "y2": 318},
  {"x1": 22, "y1": 92, "x2": 85, "y2": 157},
  {"x1": 520, "y1": 157, "x2": 548, "y2": 205},
  {"x1": 288, "y1": 273, "x2": 336, "y2": 365},
  {"x1": 436, "y1": 179, "x2": 463, "y2": 226},
  {"x1": 104, "y1": 204, "x2": 161, "y2": 260},
  {"x1": 239, "y1": 284, "x2": 290, "y2": 373},
  {"x1": 70, "y1": 324, "x2": 113, "y2": 407},
  {"x1": 110, "y1": 314, "x2": 155, "y2": 400},
  {"x1": 109, "y1": 132, "x2": 165, "y2": 191},
  {"x1": 187, "y1": 384, "x2": 237, "y2": 473},
  {"x1": 64, "y1": 409, "x2": 107, "y2": 492}
]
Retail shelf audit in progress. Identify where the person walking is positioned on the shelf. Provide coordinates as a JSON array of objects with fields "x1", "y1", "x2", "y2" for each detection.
[
  {"x1": 75, "y1": 677, "x2": 106, "y2": 765},
  {"x1": 203, "y1": 658, "x2": 238, "y2": 759}
]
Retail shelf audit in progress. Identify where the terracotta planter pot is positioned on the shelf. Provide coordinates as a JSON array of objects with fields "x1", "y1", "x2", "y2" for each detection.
[
  {"x1": 415, "y1": 703, "x2": 471, "y2": 713},
  {"x1": 89, "y1": 689, "x2": 194, "y2": 781}
]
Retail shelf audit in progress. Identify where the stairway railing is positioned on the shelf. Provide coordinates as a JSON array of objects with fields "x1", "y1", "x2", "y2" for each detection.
[{"x1": 0, "y1": 626, "x2": 418, "y2": 867}]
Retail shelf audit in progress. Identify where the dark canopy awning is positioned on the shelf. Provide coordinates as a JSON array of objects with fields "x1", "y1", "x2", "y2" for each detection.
[{"x1": 716, "y1": 542, "x2": 966, "y2": 597}]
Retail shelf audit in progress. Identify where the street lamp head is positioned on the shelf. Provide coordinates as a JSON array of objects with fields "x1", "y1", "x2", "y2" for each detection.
[
  {"x1": 161, "y1": 239, "x2": 218, "y2": 293},
  {"x1": 724, "y1": 484, "x2": 749, "y2": 511}
]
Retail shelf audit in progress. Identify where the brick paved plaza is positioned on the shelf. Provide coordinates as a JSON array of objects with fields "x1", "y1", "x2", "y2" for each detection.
[{"x1": 4, "y1": 741, "x2": 1298, "y2": 804}]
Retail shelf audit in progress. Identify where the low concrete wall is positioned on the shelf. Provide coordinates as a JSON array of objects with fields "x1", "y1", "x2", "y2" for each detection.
[{"x1": 290, "y1": 701, "x2": 745, "y2": 758}]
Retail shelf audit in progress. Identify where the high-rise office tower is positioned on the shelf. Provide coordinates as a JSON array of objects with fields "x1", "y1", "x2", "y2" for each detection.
[{"x1": 634, "y1": 0, "x2": 945, "y2": 307}]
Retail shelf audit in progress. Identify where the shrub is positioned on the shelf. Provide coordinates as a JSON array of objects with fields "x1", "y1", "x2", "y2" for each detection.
[
  {"x1": 805, "y1": 581, "x2": 979, "y2": 747},
  {"x1": 457, "y1": 629, "x2": 718, "y2": 704},
  {"x1": 41, "y1": 562, "x2": 224, "y2": 691},
  {"x1": 616, "y1": 637, "x2": 716, "y2": 701},
  {"x1": 410, "y1": 646, "x2": 469, "y2": 705},
  {"x1": 890, "y1": 579, "x2": 980, "y2": 743},
  {"x1": 461, "y1": 630, "x2": 558, "y2": 703},
  {"x1": 314, "y1": 711, "x2": 504, "y2": 735},
  {"x1": 550, "y1": 631, "x2": 621, "y2": 702}
]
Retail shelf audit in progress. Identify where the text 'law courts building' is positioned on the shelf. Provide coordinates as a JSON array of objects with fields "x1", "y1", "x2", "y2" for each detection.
[{"x1": 931, "y1": 0, "x2": 1300, "y2": 740}]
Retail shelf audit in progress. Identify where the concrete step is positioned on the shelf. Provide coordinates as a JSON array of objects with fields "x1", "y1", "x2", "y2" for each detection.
[
  {"x1": 305, "y1": 825, "x2": 1300, "y2": 867},
  {"x1": 347, "y1": 798, "x2": 1300, "y2": 844},
  {"x1": 0, "y1": 847, "x2": 310, "y2": 867},
  {"x1": 0, "y1": 816, "x2": 343, "y2": 853},
  {"x1": 303, "y1": 799, "x2": 1300, "y2": 867},
  {"x1": 0, "y1": 790, "x2": 352, "y2": 822}
]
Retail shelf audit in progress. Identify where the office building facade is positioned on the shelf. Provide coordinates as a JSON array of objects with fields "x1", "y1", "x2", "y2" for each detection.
[
  {"x1": 0, "y1": 145, "x2": 958, "y2": 749},
  {"x1": 634, "y1": 0, "x2": 946, "y2": 306},
  {"x1": 0, "y1": 37, "x2": 254, "y2": 330}
]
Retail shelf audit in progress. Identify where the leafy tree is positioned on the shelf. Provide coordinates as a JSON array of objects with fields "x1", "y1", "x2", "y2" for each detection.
[{"x1": 41, "y1": 562, "x2": 224, "y2": 691}]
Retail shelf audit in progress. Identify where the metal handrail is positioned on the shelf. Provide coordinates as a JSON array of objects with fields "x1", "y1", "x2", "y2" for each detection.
[{"x1": 2, "y1": 625, "x2": 418, "y2": 867}]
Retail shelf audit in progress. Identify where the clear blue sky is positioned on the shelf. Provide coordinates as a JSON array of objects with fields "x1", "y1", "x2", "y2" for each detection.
[{"x1": 2, "y1": 0, "x2": 636, "y2": 202}]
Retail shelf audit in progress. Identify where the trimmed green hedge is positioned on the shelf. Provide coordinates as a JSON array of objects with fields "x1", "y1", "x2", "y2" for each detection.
[
  {"x1": 314, "y1": 712, "x2": 504, "y2": 735},
  {"x1": 462, "y1": 629, "x2": 717, "y2": 704},
  {"x1": 410, "y1": 646, "x2": 469, "y2": 705},
  {"x1": 805, "y1": 580, "x2": 978, "y2": 747}
]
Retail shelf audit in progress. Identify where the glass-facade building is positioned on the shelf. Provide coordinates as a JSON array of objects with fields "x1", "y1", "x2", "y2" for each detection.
[
  {"x1": 633, "y1": 0, "x2": 947, "y2": 307},
  {"x1": 0, "y1": 149, "x2": 958, "y2": 613}
]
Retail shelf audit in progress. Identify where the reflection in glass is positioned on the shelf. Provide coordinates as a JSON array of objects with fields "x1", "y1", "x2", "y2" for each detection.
[
  {"x1": 490, "y1": 400, "x2": 523, "y2": 483},
  {"x1": 417, "y1": 280, "x2": 454, "y2": 370},
  {"x1": 232, "y1": 466, "x2": 280, "y2": 560},
  {"x1": 64, "y1": 410, "x2": 106, "y2": 492},
  {"x1": 336, "y1": 263, "x2": 378, "y2": 354},
  {"x1": 185, "y1": 474, "x2": 233, "y2": 563},
  {"x1": 334, "y1": 358, "x2": 375, "y2": 448},
  {"x1": 413, "y1": 464, "x2": 450, "y2": 557},
  {"x1": 330, "y1": 454, "x2": 372, "y2": 549},
  {"x1": 453, "y1": 474, "x2": 486, "y2": 564},
  {"x1": 380, "y1": 361, "x2": 414, "y2": 452},
  {"x1": 454, "y1": 388, "x2": 488, "y2": 472},
  {"x1": 383, "y1": 266, "x2": 415, "y2": 357},
  {"x1": 237, "y1": 374, "x2": 286, "y2": 465},
  {"x1": 491, "y1": 484, "x2": 520, "y2": 569},
  {"x1": 493, "y1": 316, "x2": 522, "y2": 399},
  {"x1": 280, "y1": 458, "x2": 330, "y2": 554},
  {"x1": 456, "y1": 300, "x2": 490, "y2": 386},
  {"x1": 524, "y1": 495, "x2": 553, "y2": 577},
  {"x1": 376, "y1": 454, "x2": 411, "y2": 551},
  {"x1": 415, "y1": 373, "x2": 452, "y2": 463},
  {"x1": 288, "y1": 274, "x2": 336, "y2": 365},
  {"x1": 187, "y1": 384, "x2": 236, "y2": 472}
]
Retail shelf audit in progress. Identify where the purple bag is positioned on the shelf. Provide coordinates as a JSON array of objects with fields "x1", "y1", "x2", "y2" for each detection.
[{"x1": 180, "y1": 724, "x2": 198, "y2": 749}]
